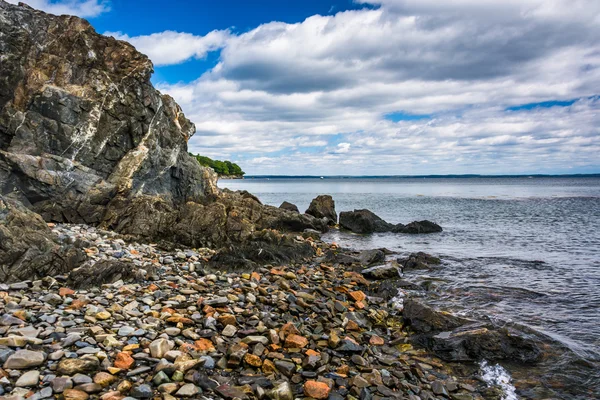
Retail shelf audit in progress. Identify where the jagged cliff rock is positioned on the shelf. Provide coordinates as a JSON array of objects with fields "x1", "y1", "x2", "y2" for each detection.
[
  {"x1": 0, "y1": 194, "x2": 85, "y2": 283},
  {"x1": 0, "y1": 1, "x2": 325, "y2": 269}
]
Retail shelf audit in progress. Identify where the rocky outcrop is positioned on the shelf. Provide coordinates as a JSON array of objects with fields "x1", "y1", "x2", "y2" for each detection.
[
  {"x1": 339, "y1": 209, "x2": 442, "y2": 234},
  {"x1": 279, "y1": 201, "x2": 299, "y2": 213},
  {"x1": 0, "y1": 195, "x2": 85, "y2": 283},
  {"x1": 403, "y1": 300, "x2": 543, "y2": 363},
  {"x1": 0, "y1": 2, "x2": 325, "y2": 269},
  {"x1": 305, "y1": 195, "x2": 337, "y2": 225}
]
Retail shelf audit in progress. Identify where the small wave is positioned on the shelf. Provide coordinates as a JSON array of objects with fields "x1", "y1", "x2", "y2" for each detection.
[{"x1": 480, "y1": 360, "x2": 518, "y2": 400}]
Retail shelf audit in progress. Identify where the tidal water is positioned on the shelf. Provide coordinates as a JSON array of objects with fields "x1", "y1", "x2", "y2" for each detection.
[{"x1": 219, "y1": 177, "x2": 600, "y2": 399}]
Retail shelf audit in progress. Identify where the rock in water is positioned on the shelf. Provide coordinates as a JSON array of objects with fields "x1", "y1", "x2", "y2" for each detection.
[
  {"x1": 279, "y1": 201, "x2": 300, "y2": 213},
  {"x1": 306, "y1": 195, "x2": 337, "y2": 225},
  {"x1": 339, "y1": 209, "x2": 395, "y2": 233},
  {"x1": 339, "y1": 209, "x2": 442, "y2": 234},
  {"x1": 0, "y1": 1, "x2": 327, "y2": 271}
]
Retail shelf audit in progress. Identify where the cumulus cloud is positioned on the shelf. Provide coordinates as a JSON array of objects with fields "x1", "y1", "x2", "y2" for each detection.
[
  {"x1": 7, "y1": 0, "x2": 109, "y2": 17},
  {"x1": 122, "y1": 0, "x2": 600, "y2": 174},
  {"x1": 104, "y1": 30, "x2": 232, "y2": 66}
]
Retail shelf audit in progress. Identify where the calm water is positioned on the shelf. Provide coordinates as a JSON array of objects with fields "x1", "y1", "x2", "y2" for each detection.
[{"x1": 220, "y1": 177, "x2": 600, "y2": 398}]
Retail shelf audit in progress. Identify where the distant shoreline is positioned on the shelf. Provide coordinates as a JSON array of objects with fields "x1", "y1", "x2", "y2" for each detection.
[{"x1": 242, "y1": 173, "x2": 600, "y2": 179}]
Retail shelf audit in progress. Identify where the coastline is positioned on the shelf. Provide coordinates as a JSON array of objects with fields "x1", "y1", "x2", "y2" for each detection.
[{"x1": 0, "y1": 223, "x2": 496, "y2": 400}]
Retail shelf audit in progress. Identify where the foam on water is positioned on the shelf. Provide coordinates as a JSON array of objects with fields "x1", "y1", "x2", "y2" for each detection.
[{"x1": 480, "y1": 360, "x2": 518, "y2": 400}]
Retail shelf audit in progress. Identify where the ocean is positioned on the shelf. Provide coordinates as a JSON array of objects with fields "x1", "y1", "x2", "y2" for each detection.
[{"x1": 219, "y1": 176, "x2": 600, "y2": 399}]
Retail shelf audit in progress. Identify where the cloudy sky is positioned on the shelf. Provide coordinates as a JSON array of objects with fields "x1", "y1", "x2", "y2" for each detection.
[{"x1": 11, "y1": 0, "x2": 600, "y2": 175}]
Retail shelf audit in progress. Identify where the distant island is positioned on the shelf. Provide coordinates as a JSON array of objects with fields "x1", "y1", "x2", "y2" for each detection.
[{"x1": 191, "y1": 153, "x2": 245, "y2": 178}]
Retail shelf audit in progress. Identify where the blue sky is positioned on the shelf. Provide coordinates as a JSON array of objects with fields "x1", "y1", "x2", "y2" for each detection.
[{"x1": 11, "y1": 0, "x2": 600, "y2": 175}]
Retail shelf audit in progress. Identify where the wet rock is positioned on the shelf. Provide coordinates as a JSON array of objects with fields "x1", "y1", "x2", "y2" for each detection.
[
  {"x1": 361, "y1": 264, "x2": 399, "y2": 280},
  {"x1": 266, "y1": 381, "x2": 293, "y2": 400},
  {"x1": 339, "y1": 209, "x2": 442, "y2": 234},
  {"x1": 358, "y1": 249, "x2": 386, "y2": 266},
  {"x1": 279, "y1": 201, "x2": 300, "y2": 213},
  {"x1": 399, "y1": 252, "x2": 441, "y2": 270},
  {"x1": 403, "y1": 300, "x2": 468, "y2": 333},
  {"x1": 339, "y1": 209, "x2": 394, "y2": 234},
  {"x1": 306, "y1": 195, "x2": 337, "y2": 225},
  {"x1": 397, "y1": 220, "x2": 443, "y2": 234}
]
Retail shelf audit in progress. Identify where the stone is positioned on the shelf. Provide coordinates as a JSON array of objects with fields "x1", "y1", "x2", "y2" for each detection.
[
  {"x1": 114, "y1": 352, "x2": 135, "y2": 370},
  {"x1": 304, "y1": 381, "x2": 331, "y2": 399},
  {"x1": 130, "y1": 384, "x2": 153, "y2": 398},
  {"x1": 3, "y1": 350, "x2": 46, "y2": 369},
  {"x1": 62, "y1": 389, "x2": 89, "y2": 400},
  {"x1": 93, "y1": 372, "x2": 117, "y2": 387},
  {"x1": 15, "y1": 370, "x2": 40, "y2": 387},
  {"x1": 266, "y1": 382, "x2": 293, "y2": 400},
  {"x1": 279, "y1": 201, "x2": 299, "y2": 213},
  {"x1": 274, "y1": 360, "x2": 296, "y2": 377},
  {"x1": 361, "y1": 265, "x2": 399, "y2": 280},
  {"x1": 176, "y1": 383, "x2": 200, "y2": 397},
  {"x1": 222, "y1": 325, "x2": 237, "y2": 337},
  {"x1": 149, "y1": 338, "x2": 170, "y2": 359},
  {"x1": 306, "y1": 195, "x2": 337, "y2": 225},
  {"x1": 57, "y1": 358, "x2": 100, "y2": 375},
  {"x1": 284, "y1": 334, "x2": 308, "y2": 348},
  {"x1": 215, "y1": 384, "x2": 248, "y2": 400},
  {"x1": 52, "y1": 377, "x2": 74, "y2": 393}
]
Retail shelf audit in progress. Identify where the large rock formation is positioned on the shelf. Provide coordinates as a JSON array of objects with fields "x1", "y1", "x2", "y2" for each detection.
[{"x1": 0, "y1": 1, "x2": 325, "y2": 269}]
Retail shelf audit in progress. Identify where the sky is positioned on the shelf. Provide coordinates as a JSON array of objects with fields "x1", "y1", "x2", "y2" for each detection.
[{"x1": 9, "y1": 0, "x2": 600, "y2": 175}]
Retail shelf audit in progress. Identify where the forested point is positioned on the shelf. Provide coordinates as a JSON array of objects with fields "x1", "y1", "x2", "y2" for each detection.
[{"x1": 191, "y1": 153, "x2": 245, "y2": 177}]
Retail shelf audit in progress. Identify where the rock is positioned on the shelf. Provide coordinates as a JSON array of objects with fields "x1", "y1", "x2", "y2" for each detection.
[
  {"x1": 339, "y1": 209, "x2": 442, "y2": 234},
  {"x1": 149, "y1": 338, "x2": 170, "y2": 359},
  {"x1": 403, "y1": 300, "x2": 468, "y2": 333},
  {"x1": 114, "y1": 352, "x2": 135, "y2": 370},
  {"x1": 68, "y1": 260, "x2": 154, "y2": 289},
  {"x1": 284, "y1": 334, "x2": 308, "y2": 348},
  {"x1": 3, "y1": 350, "x2": 46, "y2": 369},
  {"x1": 62, "y1": 389, "x2": 89, "y2": 400},
  {"x1": 266, "y1": 381, "x2": 293, "y2": 400},
  {"x1": 130, "y1": 384, "x2": 153, "y2": 399},
  {"x1": 279, "y1": 201, "x2": 299, "y2": 213},
  {"x1": 399, "y1": 252, "x2": 441, "y2": 270},
  {"x1": 339, "y1": 209, "x2": 394, "y2": 234},
  {"x1": 361, "y1": 264, "x2": 399, "y2": 280},
  {"x1": 52, "y1": 377, "x2": 73, "y2": 393},
  {"x1": 274, "y1": 360, "x2": 296, "y2": 377},
  {"x1": 304, "y1": 381, "x2": 331, "y2": 399},
  {"x1": 15, "y1": 370, "x2": 40, "y2": 387},
  {"x1": 306, "y1": 195, "x2": 337, "y2": 225},
  {"x1": 0, "y1": 1, "x2": 327, "y2": 280},
  {"x1": 215, "y1": 384, "x2": 248, "y2": 400},
  {"x1": 396, "y1": 220, "x2": 443, "y2": 234},
  {"x1": 176, "y1": 384, "x2": 200, "y2": 397},
  {"x1": 57, "y1": 358, "x2": 100, "y2": 375},
  {"x1": 358, "y1": 249, "x2": 386, "y2": 266},
  {"x1": 222, "y1": 325, "x2": 237, "y2": 337},
  {"x1": 0, "y1": 196, "x2": 85, "y2": 283}
]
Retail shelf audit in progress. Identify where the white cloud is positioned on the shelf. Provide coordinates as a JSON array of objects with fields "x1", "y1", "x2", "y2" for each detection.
[
  {"x1": 105, "y1": 30, "x2": 232, "y2": 66},
  {"x1": 117, "y1": 1, "x2": 600, "y2": 174},
  {"x1": 7, "y1": 0, "x2": 109, "y2": 17}
]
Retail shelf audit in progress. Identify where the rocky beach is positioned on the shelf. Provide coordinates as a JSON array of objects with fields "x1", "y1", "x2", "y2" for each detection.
[{"x1": 0, "y1": 2, "x2": 592, "y2": 400}]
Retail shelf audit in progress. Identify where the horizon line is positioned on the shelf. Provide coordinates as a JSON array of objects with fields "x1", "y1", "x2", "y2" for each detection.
[{"x1": 239, "y1": 173, "x2": 600, "y2": 178}]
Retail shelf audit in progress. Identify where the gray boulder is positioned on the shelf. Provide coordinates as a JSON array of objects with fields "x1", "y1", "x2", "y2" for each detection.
[
  {"x1": 305, "y1": 195, "x2": 337, "y2": 225},
  {"x1": 279, "y1": 201, "x2": 299, "y2": 213}
]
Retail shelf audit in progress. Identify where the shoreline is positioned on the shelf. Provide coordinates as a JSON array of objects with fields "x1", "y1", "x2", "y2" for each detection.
[{"x1": 0, "y1": 223, "x2": 497, "y2": 400}]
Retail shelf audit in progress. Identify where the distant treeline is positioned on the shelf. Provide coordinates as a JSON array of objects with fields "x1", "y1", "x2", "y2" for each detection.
[{"x1": 190, "y1": 153, "x2": 245, "y2": 176}]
